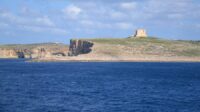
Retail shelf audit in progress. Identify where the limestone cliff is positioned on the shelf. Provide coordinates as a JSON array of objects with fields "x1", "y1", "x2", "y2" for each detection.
[
  {"x1": 31, "y1": 38, "x2": 200, "y2": 62},
  {"x1": 68, "y1": 39, "x2": 93, "y2": 56},
  {"x1": 0, "y1": 48, "x2": 17, "y2": 58},
  {"x1": 0, "y1": 43, "x2": 68, "y2": 58},
  {"x1": 67, "y1": 38, "x2": 200, "y2": 58}
]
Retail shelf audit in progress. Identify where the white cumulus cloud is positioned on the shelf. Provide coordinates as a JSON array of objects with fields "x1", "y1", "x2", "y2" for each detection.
[
  {"x1": 115, "y1": 22, "x2": 133, "y2": 29},
  {"x1": 120, "y1": 2, "x2": 137, "y2": 10},
  {"x1": 62, "y1": 5, "x2": 82, "y2": 19},
  {"x1": 35, "y1": 16, "x2": 55, "y2": 27}
]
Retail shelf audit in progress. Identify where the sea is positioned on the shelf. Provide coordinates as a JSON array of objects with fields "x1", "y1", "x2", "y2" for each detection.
[{"x1": 0, "y1": 59, "x2": 200, "y2": 112}]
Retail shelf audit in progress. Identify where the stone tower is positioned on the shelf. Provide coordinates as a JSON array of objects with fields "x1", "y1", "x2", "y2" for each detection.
[{"x1": 134, "y1": 29, "x2": 147, "y2": 38}]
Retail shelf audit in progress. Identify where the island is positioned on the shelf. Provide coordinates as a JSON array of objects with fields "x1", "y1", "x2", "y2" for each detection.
[{"x1": 1, "y1": 29, "x2": 200, "y2": 62}]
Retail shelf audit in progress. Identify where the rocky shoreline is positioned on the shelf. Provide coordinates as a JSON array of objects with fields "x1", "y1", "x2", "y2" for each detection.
[
  {"x1": 1, "y1": 38, "x2": 200, "y2": 62},
  {"x1": 31, "y1": 56, "x2": 200, "y2": 62},
  {"x1": 0, "y1": 43, "x2": 68, "y2": 59}
]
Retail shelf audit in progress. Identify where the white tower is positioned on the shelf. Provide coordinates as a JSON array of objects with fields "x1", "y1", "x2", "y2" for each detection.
[{"x1": 134, "y1": 29, "x2": 147, "y2": 38}]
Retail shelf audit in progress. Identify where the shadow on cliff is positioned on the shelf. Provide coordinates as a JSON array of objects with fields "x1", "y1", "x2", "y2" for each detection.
[
  {"x1": 16, "y1": 51, "x2": 25, "y2": 58},
  {"x1": 68, "y1": 40, "x2": 94, "y2": 56}
]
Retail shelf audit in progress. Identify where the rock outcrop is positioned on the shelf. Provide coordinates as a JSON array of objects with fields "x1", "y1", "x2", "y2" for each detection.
[
  {"x1": 68, "y1": 39, "x2": 94, "y2": 56},
  {"x1": 0, "y1": 43, "x2": 68, "y2": 59},
  {"x1": 0, "y1": 48, "x2": 18, "y2": 58}
]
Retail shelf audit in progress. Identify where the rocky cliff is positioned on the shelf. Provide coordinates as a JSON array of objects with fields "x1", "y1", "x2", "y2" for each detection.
[
  {"x1": 31, "y1": 38, "x2": 200, "y2": 62},
  {"x1": 0, "y1": 43, "x2": 68, "y2": 58},
  {"x1": 68, "y1": 39, "x2": 93, "y2": 56},
  {"x1": 0, "y1": 48, "x2": 17, "y2": 58},
  {"x1": 2, "y1": 38, "x2": 200, "y2": 62},
  {"x1": 67, "y1": 38, "x2": 200, "y2": 58}
]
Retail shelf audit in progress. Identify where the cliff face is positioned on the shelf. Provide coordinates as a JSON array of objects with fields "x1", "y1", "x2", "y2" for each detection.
[
  {"x1": 0, "y1": 43, "x2": 68, "y2": 59},
  {"x1": 30, "y1": 38, "x2": 200, "y2": 62},
  {"x1": 0, "y1": 48, "x2": 18, "y2": 58},
  {"x1": 68, "y1": 39, "x2": 93, "y2": 56}
]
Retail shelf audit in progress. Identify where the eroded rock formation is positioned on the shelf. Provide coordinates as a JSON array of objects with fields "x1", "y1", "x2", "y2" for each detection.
[
  {"x1": 0, "y1": 48, "x2": 17, "y2": 58},
  {"x1": 68, "y1": 39, "x2": 94, "y2": 56},
  {"x1": 0, "y1": 43, "x2": 68, "y2": 59}
]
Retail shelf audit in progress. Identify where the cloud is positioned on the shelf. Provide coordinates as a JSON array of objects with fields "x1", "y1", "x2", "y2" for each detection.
[
  {"x1": 115, "y1": 22, "x2": 133, "y2": 29},
  {"x1": 80, "y1": 20, "x2": 112, "y2": 29},
  {"x1": 19, "y1": 25, "x2": 67, "y2": 35},
  {"x1": 20, "y1": 6, "x2": 41, "y2": 17},
  {"x1": 62, "y1": 5, "x2": 82, "y2": 19},
  {"x1": 0, "y1": 9, "x2": 67, "y2": 35},
  {"x1": 1, "y1": 0, "x2": 200, "y2": 41},
  {"x1": 35, "y1": 16, "x2": 55, "y2": 27},
  {"x1": 0, "y1": 11, "x2": 18, "y2": 22},
  {"x1": 195, "y1": 24, "x2": 200, "y2": 28},
  {"x1": 80, "y1": 19, "x2": 133, "y2": 30},
  {"x1": 0, "y1": 22, "x2": 9, "y2": 28},
  {"x1": 80, "y1": 20, "x2": 94, "y2": 26},
  {"x1": 167, "y1": 13, "x2": 184, "y2": 19},
  {"x1": 0, "y1": 11, "x2": 55, "y2": 27},
  {"x1": 120, "y1": 2, "x2": 137, "y2": 10},
  {"x1": 142, "y1": 0, "x2": 195, "y2": 18},
  {"x1": 110, "y1": 11, "x2": 126, "y2": 19}
]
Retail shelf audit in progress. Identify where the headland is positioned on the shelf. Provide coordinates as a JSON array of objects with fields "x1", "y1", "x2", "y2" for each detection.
[{"x1": 1, "y1": 30, "x2": 200, "y2": 62}]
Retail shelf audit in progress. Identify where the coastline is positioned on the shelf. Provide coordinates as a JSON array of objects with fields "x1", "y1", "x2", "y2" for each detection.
[
  {"x1": 1, "y1": 38, "x2": 200, "y2": 63},
  {"x1": 30, "y1": 56, "x2": 200, "y2": 62}
]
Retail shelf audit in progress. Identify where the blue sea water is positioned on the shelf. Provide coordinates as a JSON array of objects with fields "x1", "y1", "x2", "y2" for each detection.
[{"x1": 0, "y1": 59, "x2": 200, "y2": 112}]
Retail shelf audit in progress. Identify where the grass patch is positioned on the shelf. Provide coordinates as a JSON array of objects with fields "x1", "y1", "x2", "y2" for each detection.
[
  {"x1": 0, "y1": 43, "x2": 68, "y2": 49},
  {"x1": 178, "y1": 49, "x2": 200, "y2": 57}
]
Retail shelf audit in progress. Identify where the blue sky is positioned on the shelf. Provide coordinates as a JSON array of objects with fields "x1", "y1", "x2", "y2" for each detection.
[{"x1": 0, "y1": 0, "x2": 200, "y2": 44}]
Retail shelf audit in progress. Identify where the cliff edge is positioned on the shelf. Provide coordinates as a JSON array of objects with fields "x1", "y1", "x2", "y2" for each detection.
[
  {"x1": 1, "y1": 38, "x2": 200, "y2": 62},
  {"x1": 68, "y1": 39, "x2": 93, "y2": 56},
  {"x1": 0, "y1": 43, "x2": 68, "y2": 59},
  {"x1": 33, "y1": 37, "x2": 200, "y2": 62}
]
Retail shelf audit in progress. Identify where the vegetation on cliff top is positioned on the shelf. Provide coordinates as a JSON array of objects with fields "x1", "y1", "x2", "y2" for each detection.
[
  {"x1": 86, "y1": 37, "x2": 199, "y2": 45},
  {"x1": 0, "y1": 43, "x2": 68, "y2": 49},
  {"x1": 80, "y1": 37, "x2": 200, "y2": 57},
  {"x1": 1, "y1": 38, "x2": 200, "y2": 58}
]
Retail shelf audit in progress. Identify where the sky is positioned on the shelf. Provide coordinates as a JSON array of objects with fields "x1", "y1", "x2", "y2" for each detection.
[{"x1": 0, "y1": 0, "x2": 200, "y2": 44}]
